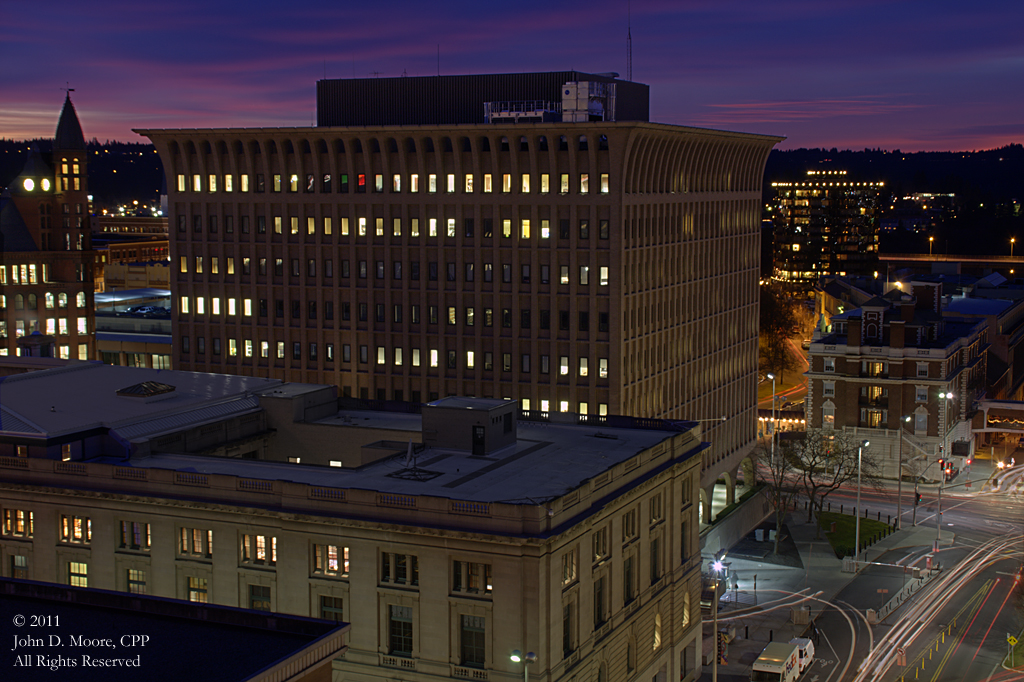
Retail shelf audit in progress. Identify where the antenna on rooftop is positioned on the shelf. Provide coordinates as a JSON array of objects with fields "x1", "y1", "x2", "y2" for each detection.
[{"x1": 626, "y1": 0, "x2": 632, "y2": 81}]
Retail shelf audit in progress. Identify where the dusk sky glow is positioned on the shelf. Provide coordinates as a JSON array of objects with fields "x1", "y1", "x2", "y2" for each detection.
[{"x1": 3, "y1": 0, "x2": 1022, "y2": 151}]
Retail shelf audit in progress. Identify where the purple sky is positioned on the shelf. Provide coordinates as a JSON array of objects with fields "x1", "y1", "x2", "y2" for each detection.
[{"x1": 3, "y1": 0, "x2": 1022, "y2": 151}]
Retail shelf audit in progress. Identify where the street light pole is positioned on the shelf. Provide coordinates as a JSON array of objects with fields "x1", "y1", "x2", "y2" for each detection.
[
  {"x1": 936, "y1": 391, "x2": 954, "y2": 546},
  {"x1": 767, "y1": 373, "x2": 776, "y2": 467},
  {"x1": 896, "y1": 416, "x2": 911, "y2": 530},
  {"x1": 855, "y1": 440, "x2": 870, "y2": 563},
  {"x1": 711, "y1": 560, "x2": 723, "y2": 682},
  {"x1": 929, "y1": 236, "x2": 934, "y2": 256},
  {"x1": 1012, "y1": 237, "x2": 1016, "y2": 259}
]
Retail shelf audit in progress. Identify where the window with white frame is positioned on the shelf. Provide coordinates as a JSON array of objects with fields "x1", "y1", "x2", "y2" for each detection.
[
  {"x1": 822, "y1": 380, "x2": 835, "y2": 397},
  {"x1": 916, "y1": 386, "x2": 928, "y2": 402},
  {"x1": 822, "y1": 401, "x2": 835, "y2": 429},
  {"x1": 917, "y1": 362, "x2": 929, "y2": 378},
  {"x1": 823, "y1": 357, "x2": 835, "y2": 373}
]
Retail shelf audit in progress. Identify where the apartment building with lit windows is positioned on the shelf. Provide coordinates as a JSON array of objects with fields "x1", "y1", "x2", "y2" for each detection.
[
  {"x1": 0, "y1": 94, "x2": 95, "y2": 360},
  {"x1": 0, "y1": 362, "x2": 707, "y2": 681},
  {"x1": 771, "y1": 170, "x2": 883, "y2": 293},
  {"x1": 136, "y1": 71, "x2": 782, "y2": 513}
]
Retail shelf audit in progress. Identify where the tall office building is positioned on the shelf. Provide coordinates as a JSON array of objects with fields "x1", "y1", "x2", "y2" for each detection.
[
  {"x1": 771, "y1": 170, "x2": 883, "y2": 293},
  {"x1": 1, "y1": 94, "x2": 95, "y2": 360},
  {"x1": 136, "y1": 72, "x2": 781, "y2": 512}
]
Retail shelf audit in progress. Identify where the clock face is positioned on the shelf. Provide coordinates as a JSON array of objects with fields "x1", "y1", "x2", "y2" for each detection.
[
  {"x1": 23, "y1": 178, "x2": 34, "y2": 191},
  {"x1": 41, "y1": 178, "x2": 51, "y2": 191}
]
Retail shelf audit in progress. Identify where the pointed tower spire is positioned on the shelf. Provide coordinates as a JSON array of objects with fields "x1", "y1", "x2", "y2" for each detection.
[{"x1": 55, "y1": 92, "x2": 86, "y2": 150}]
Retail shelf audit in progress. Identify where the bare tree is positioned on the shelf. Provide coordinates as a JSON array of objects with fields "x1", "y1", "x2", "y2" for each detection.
[
  {"x1": 790, "y1": 429, "x2": 883, "y2": 539},
  {"x1": 753, "y1": 437, "x2": 802, "y2": 555},
  {"x1": 759, "y1": 284, "x2": 800, "y2": 383}
]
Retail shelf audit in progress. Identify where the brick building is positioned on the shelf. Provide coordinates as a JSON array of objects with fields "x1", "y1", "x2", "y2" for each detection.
[{"x1": 806, "y1": 280, "x2": 986, "y2": 478}]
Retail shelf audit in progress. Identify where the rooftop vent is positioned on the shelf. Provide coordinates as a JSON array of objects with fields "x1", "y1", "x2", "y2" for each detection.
[{"x1": 116, "y1": 381, "x2": 176, "y2": 402}]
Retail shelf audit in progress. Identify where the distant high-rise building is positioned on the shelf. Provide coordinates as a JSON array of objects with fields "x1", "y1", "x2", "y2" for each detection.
[
  {"x1": 136, "y1": 72, "x2": 782, "y2": 515},
  {"x1": 0, "y1": 94, "x2": 95, "y2": 360},
  {"x1": 771, "y1": 170, "x2": 883, "y2": 292}
]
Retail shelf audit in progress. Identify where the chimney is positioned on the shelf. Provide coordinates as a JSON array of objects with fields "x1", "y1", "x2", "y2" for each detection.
[
  {"x1": 890, "y1": 320, "x2": 905, "y2": 349},
  {"x1": 847, "y1": 317, "x2": 862, "y2": 346}
]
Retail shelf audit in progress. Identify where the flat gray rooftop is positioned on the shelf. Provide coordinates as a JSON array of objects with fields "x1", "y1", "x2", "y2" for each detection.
[
  {"x1": 130, "y1": 408, "x2": 690, "y2": 504},
  {"x1": 0, "y1": 363, "x2": 285, "y2": 438}
]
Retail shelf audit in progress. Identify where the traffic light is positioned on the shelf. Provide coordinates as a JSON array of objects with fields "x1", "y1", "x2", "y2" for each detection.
[
  {"x1": 938, "y1": 458, "x2": 944, "y2": 468},
  {"x1": 915, "y1": 492, "x2": 922, "y2": 505},
  {"x1": 966, "y1": 458, "x2": 972, "y2": 466}
]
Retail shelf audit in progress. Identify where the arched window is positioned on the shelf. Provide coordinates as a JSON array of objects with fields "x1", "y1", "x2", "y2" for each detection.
[
  {"x1": 822, "y1": 400, "x2": 836, "y2": 429},
  {"x1": 578, "y1": 135, "x2": 588, "y2": 151},
  {"x1": 27, "y1": 293, "x2": 37, "y2": 309},
  {"x1": 653, "y1": 613, "x2": 662, "y2": 650},
  {"x1": 58, "y1": 293, "x2": 68, "y2": 308},
  {"x1": 14, "y1": 294, "x2": 24, "y2": 310},
  {"x1": 76, "y1": 292, "x2": 86, "y2": 308},
  {"x1": 519, "y1": 136, "x2": 528, "y2": 151},
  {"x1": 45, "y1": 292, "x2": 55, "y2": 309}
]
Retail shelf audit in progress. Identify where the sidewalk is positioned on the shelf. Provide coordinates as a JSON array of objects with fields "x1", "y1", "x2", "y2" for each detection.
[{"x1": 699, "y1": 513, "x2": 954, "y2": 681}]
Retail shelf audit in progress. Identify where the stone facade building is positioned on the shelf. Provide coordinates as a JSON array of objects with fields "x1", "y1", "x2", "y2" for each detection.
[{"x1": 0, "y1": 362, "x2": 706, "y2": 681}]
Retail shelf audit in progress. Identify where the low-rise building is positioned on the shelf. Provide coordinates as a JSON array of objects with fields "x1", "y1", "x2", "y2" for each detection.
[{"x1": 0, "y1": 363, "x2": 706, "y2": 681}]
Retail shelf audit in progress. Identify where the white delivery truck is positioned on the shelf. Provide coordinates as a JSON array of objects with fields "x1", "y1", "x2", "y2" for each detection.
[
  {"x1": 789, "y1": 638, "x2": 815, "y2": 674},
  {"x1": 750, "y1": 642, "x2": 800, "y2": 682}
]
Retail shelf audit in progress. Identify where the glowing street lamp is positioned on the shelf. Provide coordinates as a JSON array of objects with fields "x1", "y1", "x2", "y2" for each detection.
[
  {"x1": 510, "y1": 650, "x2": 536, "y2": 681},
  {"x1": 929, "y1": 236, "x2": 934, "y2": 256}
]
